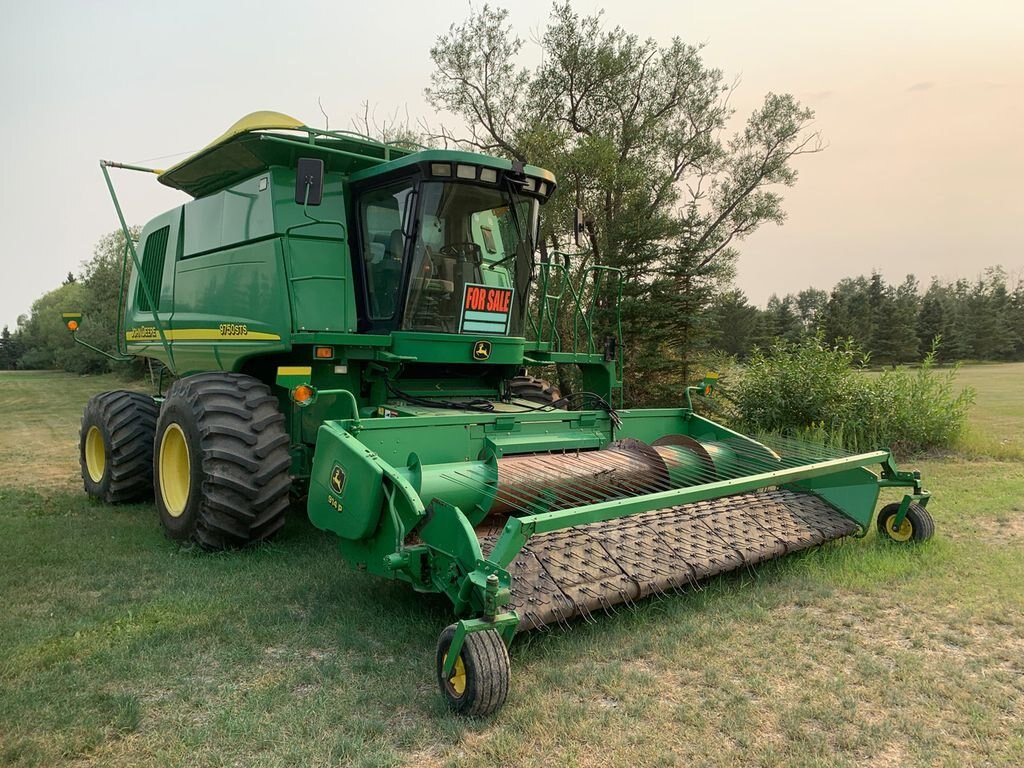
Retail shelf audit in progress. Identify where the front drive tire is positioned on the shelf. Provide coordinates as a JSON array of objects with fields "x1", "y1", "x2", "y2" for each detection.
[
  {"x1": 509, "y1": 374, "x2": 561, "y2": 406},
  {"x1": 154, "y1": 373, "x2": 291, "y2": 549},
  {"x1": 80, "y1": 390, "x2": 159, "y2": 503}
]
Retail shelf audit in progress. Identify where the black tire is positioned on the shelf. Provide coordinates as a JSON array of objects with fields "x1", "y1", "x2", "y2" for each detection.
[
  {"x1": 877, "y1": 502, "x2": 935, "y2": 543},
  {"x1": 80, "y1": 390, "x2": 159, "y2": 503},
  {"x1": 153, "y1": 372, "x2": 291, "y2": 549},
  {"x1": 435, "y1": 624, "x2": 510, "y2": 717},
  {"x1": 510, "y1": 374, "x2": 561, "y2": 406}
]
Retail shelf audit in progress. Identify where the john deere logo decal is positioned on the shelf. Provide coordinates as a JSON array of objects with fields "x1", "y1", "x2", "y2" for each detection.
[
  {"x1": 329, "y1": 463, "x2": 346, "y2": 494},
  {"x1": 472, "y1": 340, "x2": 492, "y2": 361}
]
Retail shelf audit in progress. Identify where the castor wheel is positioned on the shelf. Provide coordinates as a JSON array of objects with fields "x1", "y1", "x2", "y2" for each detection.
[
  {"x1": 436, "y1": 624, "x2": 510, "y2": 716},
  {"x1": 877, "y1": 502, "x2": 935, "y2": 543}
]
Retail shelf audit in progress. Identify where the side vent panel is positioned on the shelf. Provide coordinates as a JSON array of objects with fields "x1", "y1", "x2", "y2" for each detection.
[{"x1": 137, "y1": 226, "x2": 170, "y2": 312}]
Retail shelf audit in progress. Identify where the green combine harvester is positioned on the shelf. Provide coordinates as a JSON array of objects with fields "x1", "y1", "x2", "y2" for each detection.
[{"x1": 71, "y1": 111, "x2": 934, "y2": 715}]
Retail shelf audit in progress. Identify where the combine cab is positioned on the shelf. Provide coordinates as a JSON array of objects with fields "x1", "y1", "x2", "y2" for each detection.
[{"x1": 72, "y1": 112, "x2": 934, "y2": 715}]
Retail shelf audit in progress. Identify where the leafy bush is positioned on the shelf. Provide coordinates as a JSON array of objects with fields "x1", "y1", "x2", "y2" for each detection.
[{"x1": 728, "y1": 335, "x2": 974, "y2": 453}]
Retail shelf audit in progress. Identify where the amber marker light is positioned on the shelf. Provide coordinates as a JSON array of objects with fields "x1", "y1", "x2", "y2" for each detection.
[
  {"x1": 67, "y1": 320, "x2": 79, "y2": 331},
  {"x1": 314, "y1": 346, "x2": 334, "y2": 359},
  {"x1": 292, "y1": 384, "x2": 316, "y2": 406}
]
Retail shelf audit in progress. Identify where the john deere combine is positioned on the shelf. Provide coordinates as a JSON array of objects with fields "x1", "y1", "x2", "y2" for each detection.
[{"x1": 72, "y1": 112, "x2": 934, "y2": 715}]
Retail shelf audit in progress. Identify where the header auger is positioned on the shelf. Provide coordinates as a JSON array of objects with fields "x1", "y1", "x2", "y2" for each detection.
[{"x1": 72, "y1": 111, "x2": 934, "y2": 715}]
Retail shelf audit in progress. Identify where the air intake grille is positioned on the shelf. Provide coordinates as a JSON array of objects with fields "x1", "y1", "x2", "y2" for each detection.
[{"x1": 136, "y1": 226, "x2": 169, "y2": 312}]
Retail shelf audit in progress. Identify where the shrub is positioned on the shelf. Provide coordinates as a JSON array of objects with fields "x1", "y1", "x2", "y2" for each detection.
[{"x1": 728, "y1": 335, "x2": 974, "y2": 454}]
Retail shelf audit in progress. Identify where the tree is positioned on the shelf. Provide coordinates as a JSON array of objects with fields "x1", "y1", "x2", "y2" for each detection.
[
  {"x1": 62, "y1": 271, "x2": 77, "y2": 286},
  {"x1": 15, "y1": 282, "x2": 86, "y2": 369},
  {"x1": 761, "y1": 294, "x2": 804, "y2": 343},
  {"x1": 795, "y1": 287, "x2": 828, "y2": 332},
  {"x1": 708, "y1": 289, "x2": 761, "y2": 358},
  {"x1": 917, "y1": 279, "x2": 952, "y2": 362},
  {"x1": 1010, "y1": 274, "x2": 1024, "y2": 358},
  {"x1": 965, "y1": 267, "x2": 1015, "y2": 360},
  {"x1": 0, "y1": 325, "x2": 22, "y2": 370},
  {"x1": 14, "y1": 228, "x2": 140, "y2": 374},
  {"x1": 871, "y1": 275, "x2": 920, "y2": 365},
  {"x1": 427, "y1": 2, "x2": 821, "y2": 403}
]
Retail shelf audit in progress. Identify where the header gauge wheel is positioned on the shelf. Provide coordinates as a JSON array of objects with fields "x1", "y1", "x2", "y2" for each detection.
[
  {"x1": 436, "y1": 624, "x2": 510, "y2": 717},
  {"x1": 877, "y1": 502, "x2": 935, "y2": 543}
]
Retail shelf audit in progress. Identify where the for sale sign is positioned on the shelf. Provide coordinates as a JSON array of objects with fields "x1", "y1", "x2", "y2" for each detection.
[{"x1": 459, "y1": 283, "x2": 514, "y2": 335}]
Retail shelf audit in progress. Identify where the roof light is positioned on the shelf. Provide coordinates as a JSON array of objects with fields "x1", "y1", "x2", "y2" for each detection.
[
  {"x1": 430, "y1": 163, "x2": 452, "y2": 177},
  {"x1": 538, "y1": 181, "x2": 548, "y2": 196},
  {"x1": 480, "y1": 168, "x2": 497, "y2": 183},
  {"x1": 523, "y1": 178, "x2": 536, "y2": 192},
  {"x1": 456, "y1": 164, "x2": 476, "y2": 179}
]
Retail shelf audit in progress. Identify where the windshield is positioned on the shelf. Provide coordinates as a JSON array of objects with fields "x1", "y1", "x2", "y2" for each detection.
[{"x1": 402, "y1": 182, "x2": 538, "y2": 335}]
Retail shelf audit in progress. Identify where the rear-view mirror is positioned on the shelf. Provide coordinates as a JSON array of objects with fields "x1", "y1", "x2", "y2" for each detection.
[{"x1": 295, "y1": 157, "x2": 324, "y2": 206}]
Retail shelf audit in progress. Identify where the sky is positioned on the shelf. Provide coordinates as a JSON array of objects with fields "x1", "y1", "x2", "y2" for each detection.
[{"x1": 1, "y1": 0, "x2": 1022, "y2": 329}]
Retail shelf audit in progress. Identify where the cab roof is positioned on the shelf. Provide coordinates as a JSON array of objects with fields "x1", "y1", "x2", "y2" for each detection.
[{"x1": 157, "y1": 111, "x2": 554, "y2": 199}]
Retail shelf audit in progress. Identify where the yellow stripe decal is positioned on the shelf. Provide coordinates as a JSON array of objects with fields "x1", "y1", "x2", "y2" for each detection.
[
  {"x1": 125, "y1": 328, "x2": 281, "y2": 342},
  {"x1": 277, "y1": 366, "x2": 312, "y2": 376}
]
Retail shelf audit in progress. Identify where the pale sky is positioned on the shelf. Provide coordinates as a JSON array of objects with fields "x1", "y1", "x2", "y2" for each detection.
[{"x1": 1, "y1": 0, "x2": 1022, "y2": 330}]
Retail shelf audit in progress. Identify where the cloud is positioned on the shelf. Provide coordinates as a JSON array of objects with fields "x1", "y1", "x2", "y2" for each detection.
[
  {"x1": 907, "y1": 81, "x2": 935, "y2": 92},
  {"x1": 807, "y1": 90, "x2": 834, "y2": 100}
]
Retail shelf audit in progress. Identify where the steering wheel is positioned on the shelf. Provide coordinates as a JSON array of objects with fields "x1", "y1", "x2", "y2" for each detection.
[{"x1": 439, "y1": 242, "x2": 482, "y2": 265}]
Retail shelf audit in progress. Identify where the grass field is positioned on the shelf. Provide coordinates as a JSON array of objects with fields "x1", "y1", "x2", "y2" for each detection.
[{"x1": 1, "y1": 366, "x2": 1022, "y2": 767}]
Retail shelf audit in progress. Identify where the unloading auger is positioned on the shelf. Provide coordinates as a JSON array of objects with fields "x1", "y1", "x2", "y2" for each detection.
[{"x1": 70, "y1": 112, "x2": 935, "y2": 716}]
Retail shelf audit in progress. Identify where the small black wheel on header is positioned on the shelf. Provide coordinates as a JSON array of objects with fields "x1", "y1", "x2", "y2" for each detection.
[
  {"x1": 436, "y1": 624, "x2": 510, "y2": 716},
  {"x1": 877, "y1": 502, "x2": 935, "y2": 543}
]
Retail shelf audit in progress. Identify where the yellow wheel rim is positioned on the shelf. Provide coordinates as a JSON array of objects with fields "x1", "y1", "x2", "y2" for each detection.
[
  {"x1": 443, "y1": 653, "x2": 467, "y2": 697},
  {"x1": 84, "y1": 426, "x2": 106, "y2": 483},
  {"x1": 885, "y1": 514, "x2": 914, "y2": 542},
  {"x1": 159, "y1": 423, "x2": 191, "y2": 518}
]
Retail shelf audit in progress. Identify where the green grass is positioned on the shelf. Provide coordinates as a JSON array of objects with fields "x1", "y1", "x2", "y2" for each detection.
[
  {"x1": 950, "y1": 362, "x2": 1024, "y2": 460},
  {"x1": 1, "y1": 368, "x2": 1022, "y2": 767}
]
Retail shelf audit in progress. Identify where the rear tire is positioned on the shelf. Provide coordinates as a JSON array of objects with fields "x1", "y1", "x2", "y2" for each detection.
[
  {"x1": 153, "y1": 373, "x2": 291, "y2": 549},
  {"x1": 80, "y1": 390, "x2": 159, "y2": 503},
  {"x1": 436, "y1": 624, "x2": 510, "y2": 717},
  {"x1": 509, "y1": 374, "x2": 561, "y2": 406},
  {"x1": 877, "y1": 502, "x2": 935, "y2": 543}
]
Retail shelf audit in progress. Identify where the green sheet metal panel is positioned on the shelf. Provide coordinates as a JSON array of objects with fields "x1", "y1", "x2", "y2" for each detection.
[
  {"x1": 284, "y1": 237, "x2": 356, "y2": 333},
  {"x1": 164, "y1": 239, "x2": 291, "y2": 373},
  {"x1": 182, "y1": 175, "x2": 275, "y2": 258}
]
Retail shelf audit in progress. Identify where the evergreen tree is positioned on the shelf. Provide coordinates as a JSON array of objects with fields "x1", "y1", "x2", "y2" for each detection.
[
  {"x1": 762, "y1": 294, "x2": 803, "y2": 343},
  {"x1": 821, "y1": 276, "x2": 872, "y2": 347},
  {"x1": 917, "y1": 279, "x2": 952, "y2": 361},
  {"x1": 0, "y1": 325, "x2": 14, "y2": 369},
  {"x1": 1010, "y1": 276, "x2": 1024, "y2": 357},
  {"x1": 872, "y1": 275, "x2": 920, "y2": 365},
  {"x1": 966, "y1": 268, "x2": 1016, "y2": 360},
  {"x1": 708, "y1": 289, "x2": 761, "y2": 358}
]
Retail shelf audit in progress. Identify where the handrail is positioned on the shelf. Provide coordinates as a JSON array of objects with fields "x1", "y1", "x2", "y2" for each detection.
[
  {"x1": 99, "y1": 160, "x2": 177, "y2": 374},
  {"x1": 529, "y1": 255, "x2": 622, "y2": 360}
]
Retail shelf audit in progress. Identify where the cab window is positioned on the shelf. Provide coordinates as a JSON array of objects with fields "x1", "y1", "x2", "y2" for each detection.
[{"x1": 360, "y1": 182, "x2": 414, "y2": 320}]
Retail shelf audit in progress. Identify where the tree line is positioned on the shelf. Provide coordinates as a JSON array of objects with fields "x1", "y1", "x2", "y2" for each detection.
[
  {"x1": 706, "y1": 268, "x2": 1024, "y2": 367},
  {"x1": 4, "y1": 227, "x2": 1019, "y2": 382},
  {"x1": 0, "y1": 229, "x2": 140, "y2": 375}
]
